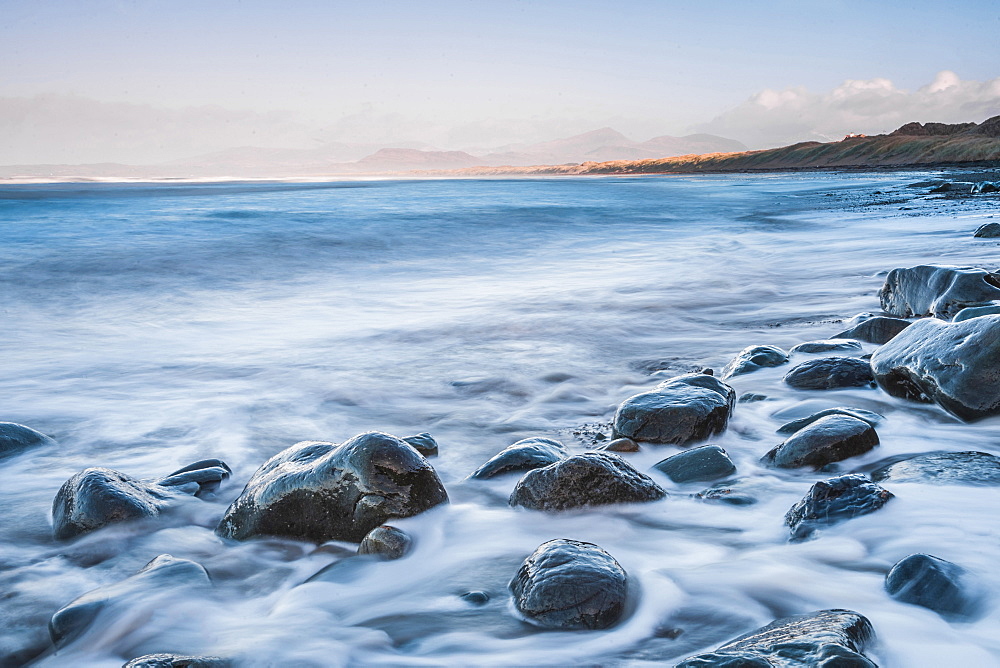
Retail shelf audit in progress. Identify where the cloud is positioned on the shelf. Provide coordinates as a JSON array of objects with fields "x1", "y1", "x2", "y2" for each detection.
[{"x1": 695, "y1": 71, "x2": 1000, "y2": 149}]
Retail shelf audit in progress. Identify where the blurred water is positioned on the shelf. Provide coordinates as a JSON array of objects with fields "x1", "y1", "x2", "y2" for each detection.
[{"x1": 1, "y1": 174, "x2": 999, "y2": 666}]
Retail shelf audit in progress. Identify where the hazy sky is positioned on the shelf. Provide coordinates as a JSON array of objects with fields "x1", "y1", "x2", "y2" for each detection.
[{"x1": 2, "y1": 0, "x2": 999, "y2": 163}]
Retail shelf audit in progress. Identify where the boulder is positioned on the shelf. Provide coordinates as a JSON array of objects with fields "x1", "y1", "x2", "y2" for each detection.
[
  {"x1": 952, "y1": 303, "x2": 1000, "y2": 321},
  {"x1": 776, "y1": 407, "x2": 882, "y2": 434},
  {"x1": 470, "y1": 437, "x2": 566, "y2": 479},
  {"x1": 612, "y1": 373, "x2": 736, "y2": 445},
  {"x1": 885, "y1": 554, "x2": 977, "y2": 618},
  {"x1": 124, "y1": 655, "x2": 228, "y2": 668},
  {"x1": 595, "y1": 437, "x2": 639, "y2": 453},
  {"x1": 721, "y1": 345, "x2": 789, "y2": 379},
  {"x1": 790, "y1": 339, "x2": 862, "y2": 354},
  {"x1": 50, "y1": 555, "x2": 210, "y2": 648},
  {"x1": 509, "y1": 452, "x2": 666, "y2": 511},
  {"x1": 216, "y1": 432, "x2": 448, "y2": 543},
  {"x1": 653, "y1": 445, "x2": 736, "y2": 483},
  {"x1": 834, "y1": 316, "x2": 911, "y2": 344},
  {"x1": 870, "y1": 451, "x2": 1000, "y2": 486},
  {"x1": 762, "y1": 415, "x2": 879, "y2": 470},
  {"x1": 509, "y1": 539, "x2": 627, "y2": 630},
  {"x1": 785, "y1": 474, "x2": 893, "y2": 540},
  {"x1": 783, "y1": 357, "x2": 875, "y2": 390},
  {"x1": 402, "y1": 432, "x2": 439, "y2": 457},
  {"x1": 971, "y1": 181, "x2": 1000, "y2": 194},
  {"x1": 0, "y1": 422, "x2": 56, "y2": 460},
  {"x1": 870, "y1": 315, "x2": 1000, "y2": 421},
  {"x1": 878, "y1": 265, "x2": 1000, "y2": 319},
  {"x1": 677, "y1": 609, "x2": 876, "y2": 667},
  {"x1": 973, "y1": 221, "x2": 1000, "y2": 238},
  {"x1": 357, "y1": 525, "x2": 411, "y2": 560}
]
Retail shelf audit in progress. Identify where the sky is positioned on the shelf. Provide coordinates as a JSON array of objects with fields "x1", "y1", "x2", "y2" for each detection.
[{"x1": 2, "y1": 0, "x2": 999, "y2": 164}]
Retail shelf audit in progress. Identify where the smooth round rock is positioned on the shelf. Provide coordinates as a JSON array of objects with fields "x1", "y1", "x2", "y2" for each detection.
[
  {"x1": 834, "y1": 316, "x2": 912, "y2": 344},
  {"x1": 870, "y1": 451, "x2": 1000, "y2": 486},
  {"x1": 357, "y1": 525, "x2": 411, "y2": 560},
  {"x1": 776, "y1": 407, "x2": 882, "y2": 434},
  {"x1": 762, "y1": 415, "x2": 879, "y2": 469},
  {"x1": 596, "y1": 437, "x2": 640, "y2": 453},
  {"x1": 402, "y1": 432, "x2": 439, "y2": 457},
  {"x1": 653, "y1": 445, "x2": 736, "y2": 483},
  {"x1": 953, "y1": 303, "x2": 1000, "y2": 321},
  {"x1": 791, "y1": 339, "x2": 863, "y2": 354},
  {"x1": 885, "y1": 554, "x2": 976, "y2": 618},
  {"x1": 0, "y1": 422, "x2": 56, "y2": 460},
  {"x1": 878, "y1": 264, "x2": 1000, "y2": 319},
  {"x1": 460, "y1": 590, "x2": 490, "y2": 606},
  {"x1": 613, "y1": 373, "x2": 736, "y2": 445},
  {"x1": 785, "y1": 474, "x2": 893, "y2": 540},
  {"x1": 721, "y1": 345, "x2": 789, "y2": 379},
  {"x1": 974, "y1": 221, "x2": 1000, "y2": 238},
  {"x1": 470, "y1": 437, "x2": 566, "y2": 479},
  {"x1": 783, "y1": 357, "x2": 875, "y2": 390}
]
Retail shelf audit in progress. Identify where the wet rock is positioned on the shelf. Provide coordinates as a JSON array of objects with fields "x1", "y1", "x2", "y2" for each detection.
[
  {"x1": 739, "y1": 392, "x2": 768, "y2": 403},
  {"x1": 785, "y1": 474, "x2": 893, "y2": 540},
  {"x1": 612, "y1": 373, "x2": 736, "y2": 445},
  {"x1": 0, "y1": 421, "x2": 56, "y2": 460},
  {"x1": 790, "y1": 339, "x2": 862, "y2": 354},
  {"x1": 402, "y1": 432, "x2": 439, "y2": 457},
  {"x1": 357, "y1": 525, "x2": 411, "y2": 560},
  {"x1": 878, "y1": 264, "x2": 1000, "y2": 319},
  {"x1": 885, "y1": 554, "x2": 977, "y2": 618},
  {"x1": 460, "y1": 590, "x2": 490, "y2": 605},
  {"x1": 834, "y1": 316, "x2": 911, "y2": 345},
  {"x1": 217, "y1": 432, "x2": 448, "y2": 543},
  {"x1": 763, "y1": 415, "x2": 879, "y2": 470},
  {"x1": 870, "y1": 451, "x2": 1000, "y2": 486},
  {"x1": 50, "y1": 555, "x2": 210, "y2": 648},
  {"x1": 721, "y1": 345, "x2": 789, "y2": 379},
  {"x1": 158, "y1": 459, "x2": 232, "y2": 498},
  {"x1": 776, "y1": 407, "x2": 882, "y2": 434},
  {"x1": 677, "y1": 608, "x2": 876, "y2": 667},
  {"x1": 783, "y1": 357, "x2": 875, "y2": 390},
  {"x1": 971, "y1": 181, "x2": 1000, "y2": 194},
  {"x1": 696, "y1": 484, "x2": 757, "y2": 506},
  {"x1": 470, "y1": 437, "x2": 566, "y2": 479},
  {"x1": 509, "y1": 452, "x2": 666, "y2": 511},
  {"x1": 596, "y1": 437, "x2": 640, "y2": 453},
  {"x1": 953, "y1": 303, "x2": 1000, "y2": 321},
  {"x1": 509, "y1": 539, "x2": 627, "y2": 630},
  {"x1": 870, "y1": 315, "x2": 1000, "y2": 421},
  {"x1": 974, "y1": 221, "x2": 1000, "y2": 238},
  {"x1": 653, "y1": 445, "x2": 736, "y2": 483},
  {"x1": 124, "y1": 655, "x2": 229, "y2": 668}
]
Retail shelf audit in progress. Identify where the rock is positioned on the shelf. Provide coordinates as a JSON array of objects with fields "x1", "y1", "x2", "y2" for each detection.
[
  {"x1": 157, "y1": 459, "x2": 232, "y2": 498},
  {"x1": 739, "y1": 393, "x2": 768, "y2": 403},
  {"x1": 870, "y1": 451, "x2": 1000, "y2": 486},
  {"x1": 596, "y1": 437, "x2": 640, "y2": 452},
  {"x1": 509, "y1": 452, "x2": 666, "y2": 511},
  {"x1": 878, "y1": 265, "x2": 1000, "y2": 319},
  {"x1": 790, "y1": 339, "x2": 862, "y2": 354},
  {"x1": 0, "y1": 422, "x2": 56, "y2": 460},
  {"x1": 721, "y1": 345, "x2": 789, "y2": 379},
  {"x1": 509, "y1": 539, "x2": 627, "y2": 630},
  {"x1": 357, "y1": 525, "x2": 411, "y2": 560},
  {"x1": 973, "y1": 221, "x2": 1000, "y2": 238},
  {"x1": 971, "y1": 181, "x2": 1000, "y2": 194},
  {"x1": 50, "y1": 555, "x2": 210, "y2": 649},
  {"x1": 653, "y1": 445, "x2": 736, "y2": 483},
  {"x1": 762, "y1": 415, "x2": 879, "y2": 470},
  {"x1": 870, "y1": 315, "x2": 1000, "y2": 421},
  {"x1": 952, "y1": 303, "x2": 1000, "y2": 321},
  {"x1": 677, "y1": 609, "x2": 876, "y2": 667},
  {"x1": 776, "y1": 407, "x2": 882, "y2": 434},
  {"x1": 612, "y1": 373, "x2": 736, "y2": 445},
  {"x1": 216, "y1": 432, "x2": 448, "y2": 543},
  {"x1": 783, "y1": 357, "x2": 875, "y2": 390},
  {"x1": 460, "y1": 591, "x2": 490, "y2": 605},
  {"x1": 696, "y1": 484, "x2": 757, "y2": 506},
  {"x1": 834, "y1": 316, "x2": 911, "y2": 344},
  {"x1": 402, "y1": 432, "x2": 439, "y2": 457},
  {"x1": 885, "y1": 554, "x2": 977, "y2": 618},
  {"x1": 124, "y1": 655, "x2": 229, "y2": 668},
  {"x1": 785, "y1": 474, "x2": 893, "y2": 540},
  {"x1": 470, "y1": 437, "x2": 566, "y2": 479}
]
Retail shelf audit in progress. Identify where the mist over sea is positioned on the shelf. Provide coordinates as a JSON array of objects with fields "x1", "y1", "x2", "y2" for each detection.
[{"x1": 2, "y1": 174, "x2": 999, "y2": 666}]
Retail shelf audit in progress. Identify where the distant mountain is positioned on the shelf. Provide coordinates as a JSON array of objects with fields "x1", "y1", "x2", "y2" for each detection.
[{"x1": 356, "y1": 148, "x2": 483, "y2": 171}]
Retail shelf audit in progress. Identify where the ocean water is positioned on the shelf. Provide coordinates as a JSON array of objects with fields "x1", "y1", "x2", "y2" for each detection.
[{"x1": 1, "y1": 174, "x2": 999, "y2": 666}]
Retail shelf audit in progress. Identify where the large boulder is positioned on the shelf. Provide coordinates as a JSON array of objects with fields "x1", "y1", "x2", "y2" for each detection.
[
  {"x1": 217, "y1": 432, "x2": 448, "y2": 543},
  {"x1": 870, "y1": 451, "x2": 1000, "y2": 486},
  {"x1": 612, "y1": 373, "x2": 735, "y2": 445},
  {"x1": 783, "y1": 357, "x2": 875, "y2": 390},
  {"x1": 721, "y1": 345, "x2": 789, "y2": 379},
  {"x1": 470, "y1": 437, "x2": 566, "y2": 479},
  {"x1": 677, "y1": 609, "x2": 876, "y2": 667},
  {"x1": 834, "y1": 316, "x2": 911, "y2": 345},
  {"x1": 762, "y1": 415, "x2": 879, "y2": 470},
  {"x1": 878, "y1": 265, "x2": 1000, "y2": 319},
  {"x1": 0, "y1": 422, "x2": 56, "y2": 460},
  {"x1": 785, "y1": 474, "x2": 893, "y2": 540},
  {"x1": 652, "y1": 445, "x2": 736, "y2": 483},
  {"x1": 885, "y1": 554, "x2": 978, "y2": 618},
  {"x1": 870, "y1": 315, "x2": 1000, "y2": 421},
  {"x1": 509, "y1": 539, "x2": 627, "y2": 630},
  {"x1": 509, "y1": 452, "x2": 666, "y2": 511}
]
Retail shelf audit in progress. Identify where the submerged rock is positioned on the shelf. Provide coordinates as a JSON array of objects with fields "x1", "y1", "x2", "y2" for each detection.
[
  {"x1": 509, "y1": 452, "x2": 666, "y2": 511},
  {"x1": 653, "y1": 445, "x2": 736, "y2": 483},
  {"x1": 402, "y1": 432, "x2": 439, "y2": 457},
  {"x1": 509, "y1": 539, "x2": 627, "y2": 630},
  {"x1": 785, "y1": 474, "x2": 893, "y2": 540},
  {"x1": 790, "y1": 339, "x2": 863, "y2": 354},
  {"x1": 870, "y1": 451, "x2": 1000, "y2": 486},
  {"x1": 973, "y1": 221, "x2": 1000, "y2": 238},
  {"x1": 612, "y1": 373, "x2": 736, "y2": 445},
  {"x1": 763, "y1": 415, "x2": 879, "y2": 470},
  {"x1": 834, "y1": 316, "x2": 911, "y2": 345},
  {"x1": 470, "y1": 437, "x2": 566, "y2": 479},
  {"x1": 870, "y1": 315, "x2": 1000, "y2": 421},
  {"x1": 217, "y1": 432, "x2": 448, "y2": 543},
  {"x1": 677, "y1": 608, "x2": 876, "y2": 667},
  {"x1": 885, "y1": 554, "x2": 977, "y2": 618},
  {"x1": 783, "y1": 357, "x2": 875, "y2": 390},
  {"x1": 596, "y1": 437, "x2": 640, "y2": 452},
  {"x1": 721, "y1": 345, "x2": 789, "y2": 379},
  {"x1": 0, "y1": 421, "x2": 56, "y2": 460},
  {"x1": 878, "y1": 264, "x2": 1000, "y2": 319},
  {"x1": 460, "y1": 590, "x2": 490, "y2": 605},
  {"x1": 357, "y1": 525, "x2": 411, "y2": 560},
  {"x1": 776, "y1": 407, "x2": 882, "y2": 434},
  {"x1": 124, "y1": 656, "x2": 229, "y2": 668}
]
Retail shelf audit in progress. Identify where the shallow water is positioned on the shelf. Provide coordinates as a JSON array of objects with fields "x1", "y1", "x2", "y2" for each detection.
[{"x1": 1, "y1": 174, "x2": 999, "y2": 666}]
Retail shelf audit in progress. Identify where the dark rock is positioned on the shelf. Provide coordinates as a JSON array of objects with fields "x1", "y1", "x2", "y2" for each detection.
[
  {"x1": 0, "y1": 421, "x2": 56, "y2": 460},
  {"x1": 50, "y1": 555, "x2": 210, "y2": 648},
  {"x1": 721, "y1": 345, "x2": 789, "y2": 379},
  {"x1": 158, "y1": 459, "x2": 232, "y2": 498},
  {"x1": 885, "y1": 554, "x2": 976, "y2": 618},
  {"x1": 870, "y1": 315, "x2": 1000, "y2": 420},
  {"x1": 470, "y1": 437, "x2": 566, "y2": 479},
  {"x1": 509, "y1": 452, "x2": 666, "y2": 511},
  {"x1": 124, "y1": 655, "x2": 229, "y2": 668},
  {"x1": 357, "y1": 525, "x2": 411, "y2": 560},
  {"x1": 460, "y1": 590, "x2": 490, "y2": 605},
  {"x1": 677, "y1": 608, "x2": 876, "y2": 667},
  {"x1": 834, "y1": 316, "x2": 912, "y2": 345},
  {"x1": 596, "y1": 437, "x2": 640, "y2": 453},
  {"x1": 777, "y1": 407, "x2": 882, "y2": 434},
  {"x1": 763, "y1": 415, "x2": 879, "y2": 470},
  {"x1": 653, "y1": 445, "x2": 736, "y2": 483},
  {"x1": 953, "y1": 303, "x2": 1000, "y2": 321},
  {"x1": 696, "y1": 485, "x2": 757, "y2": 506},
  {"x1": 739, "y1": 393, "x2": 768, "y2": 403},
  {"x1": 972, "y1": 181, "x2": 1000, "y2": 194},
  {"x1": 217, "y1": 432, "x2": 448, "y2": 543},
  {"x1": 870, "y1": 451, "x2": 1000, "y2": 486},
  {"x1": 974, "y1": 221, "x2": 1000, "y2": 238},
  {"x1": 790, "y1": 339, "x2": 862, "y2": 354},
  {"x1": 878, "y1": 265, "x2": 1000, "y2": 319},
  {"x1": 785, "y1": 474, "x2": 893, "y2": 540},
  {"x1": 612, "y1": 373, "x2": 735, "y2": 445},
  {"x1": 509, "y1": 539, "x2": 627, "y2": 630},
  {"x1": 402, "y1": 432, "x2": 439, "y2": 457},
  {"x1": 783, "y1": 357, "x2": 875, "y2": 390}
]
